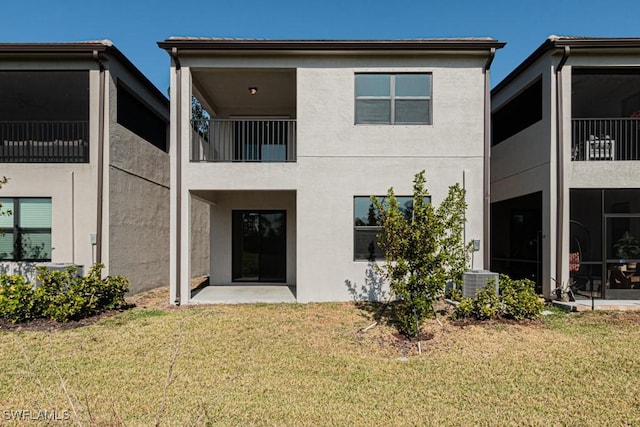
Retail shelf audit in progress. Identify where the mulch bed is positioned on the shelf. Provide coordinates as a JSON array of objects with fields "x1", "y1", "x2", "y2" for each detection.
[{"x1": 0, "y1": 309, "x2": 129, "y2": 332}]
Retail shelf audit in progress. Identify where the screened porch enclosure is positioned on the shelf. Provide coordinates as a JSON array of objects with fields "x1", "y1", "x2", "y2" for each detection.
[
  {"x1": 0, "y1": 71, "x2": 89, "y2": 163},
  {"x1": 490, "y1": 192, "x2": 543, "y2": 293},
  {"x1": 572, "y1": 69, "x2": 640, "y2": 161},
  {"x1": 571, "y1": 189, "x2": 640, "y2": 299}
]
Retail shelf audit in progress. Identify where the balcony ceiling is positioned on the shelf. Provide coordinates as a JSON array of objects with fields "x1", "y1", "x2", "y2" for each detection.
[{"x1": 192, "y1": 68, "x2": 296, "y2": 118}]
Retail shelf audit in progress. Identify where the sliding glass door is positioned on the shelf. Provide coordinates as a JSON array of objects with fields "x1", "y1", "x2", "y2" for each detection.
[{"x1": 232, "y1": 210, "x2": 286, "y2": 282}]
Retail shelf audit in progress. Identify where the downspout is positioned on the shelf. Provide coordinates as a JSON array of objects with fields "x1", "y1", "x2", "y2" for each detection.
[
  {"x1": 483, "y1": 48, "x2": 496, "y2": 269},
  {"x1": 71, "y1": 171, "x2": 75, "y2": 263},
  {"x1": 555, "y1": 46, "x2": 570, "y2": 292},
  {"x1": 170, "y1": 48, "x2": 182, "y2": 305},
  {"x1": 93, "y1": 51, "x2": 106, "y2": 265}
]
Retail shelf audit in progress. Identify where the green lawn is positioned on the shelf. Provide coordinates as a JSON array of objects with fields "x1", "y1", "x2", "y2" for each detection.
[{"x1": 0, "y1": 301, "x2": 639, "y2": 426}]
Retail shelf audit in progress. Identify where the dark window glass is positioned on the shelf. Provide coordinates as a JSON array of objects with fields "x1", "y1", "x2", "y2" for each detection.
[
  {"x1": 570, "y1": 189, "x2": 602, "y2": 262},
  {"x1": 232, "y1": 210, "x2": 286, "y2": 282},
  {"x1": 492, "y1": 77, "x2": 542, "y2": 145},
  {"x1": 490, "y1": 192, "x2": 543, "y2": 292},
  {"x1": 604, "y1": 189, "x2": 640, "y2": 213},
  {"x1": 117, "y1": 82, "x2": 167, "y2": 152},
  {"x1": 395, "y1": 100, "x2": 430, "y2": 124},
  {"x1": 0, "y1": 71, "x2": 88, "y2": 121},
  {"x1": 354, "y1": 100, "x2": 391, "y2": 124}
]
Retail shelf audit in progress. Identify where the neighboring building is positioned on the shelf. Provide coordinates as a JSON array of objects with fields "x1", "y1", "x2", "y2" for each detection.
[
  {"x1": 491, "y1": 36, "x2": 640, "y2": 299},
  {"x1": 0, "y1": 41, "x2": 170, "y2": 293},
  {"x1": 158, "y1": 37, "x2": 505, "y2": 304}
]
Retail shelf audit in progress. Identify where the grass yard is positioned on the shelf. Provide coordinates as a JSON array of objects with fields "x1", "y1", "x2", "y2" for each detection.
[{"x1": 0, "y1": 289, "x2": 639, "y2": 426}]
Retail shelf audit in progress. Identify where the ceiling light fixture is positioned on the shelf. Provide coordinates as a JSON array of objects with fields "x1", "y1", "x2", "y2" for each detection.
[{"x1": 248, "y1": 87, "x2": 258, "y2": 95}]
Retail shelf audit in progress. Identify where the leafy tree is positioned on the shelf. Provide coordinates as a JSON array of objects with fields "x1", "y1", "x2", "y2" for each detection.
[
  {"x1": 192, "y1": 96, "x2": 210, "y2": 139},
  {"x1": 373, "y1": 171, "x2": 469, "y2": 337}
]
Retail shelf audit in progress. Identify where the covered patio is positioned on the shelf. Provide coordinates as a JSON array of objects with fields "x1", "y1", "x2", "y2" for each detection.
[{"x1": 191, "y1": 284, "x2": 297, "y2": 304}]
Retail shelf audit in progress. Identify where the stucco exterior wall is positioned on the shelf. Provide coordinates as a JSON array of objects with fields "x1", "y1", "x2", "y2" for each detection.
[
  {"x1": 172, "y1": 52, "x2": 490, "y2": 303},
  {"x1": 190, "y1": 196, "x2": 210, "y2": 278},
  {"x1": 106, "y1": 59, "x2": 170, "y2": 292}
]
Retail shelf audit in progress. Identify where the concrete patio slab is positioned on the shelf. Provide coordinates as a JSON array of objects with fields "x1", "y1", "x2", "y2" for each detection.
[
  {"x1": 190, "y1": 285, "x2": 297, "y2": 304},
  {"x1": 553, "y1": 299, "x2": 640, "y2": 312}
]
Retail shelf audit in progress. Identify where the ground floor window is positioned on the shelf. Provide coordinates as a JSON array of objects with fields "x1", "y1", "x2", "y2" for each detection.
[
  {"x1": 353, "y1": 195, "x2": 428, "y2": 261},
  {"x1": 0, "y1": 197, "x2": 52, "y2": 261},
  {"x1": 571, "y1": 188, "x2": 640, "y2": 298},
  {"x1": 232, "y1": 210, "x2": 286, "y2": 282}
]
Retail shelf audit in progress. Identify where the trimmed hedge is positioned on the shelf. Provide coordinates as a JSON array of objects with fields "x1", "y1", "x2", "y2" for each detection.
[{"x1": 0, "y1": 263, "x2": 129, "y2": 323}]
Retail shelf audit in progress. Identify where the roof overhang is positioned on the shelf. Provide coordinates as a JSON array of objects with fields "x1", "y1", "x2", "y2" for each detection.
[
  {"x1": 0, "y1": 41, "x2": 168, "y2": 107},
  {"x1": 158, "y1": 37, "x2": 506, "y2": 52},
  {"x1": 493, "y1": 36, "x2": 640, "y2": 95}
]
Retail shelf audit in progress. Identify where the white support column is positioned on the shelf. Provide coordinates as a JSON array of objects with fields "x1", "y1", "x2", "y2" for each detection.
[
  {"x1": 559, "y1": 65, "x2": 572, "y2": 289},
  {"x1": 179, "y1": 67, "x2": 192, "y2": 305},
  {"x1": 169, "y1": 63, "x2": 180, "y2": 304},
  {"x1": 169, "y1": 63, "x2": 193, "y2": 305}
]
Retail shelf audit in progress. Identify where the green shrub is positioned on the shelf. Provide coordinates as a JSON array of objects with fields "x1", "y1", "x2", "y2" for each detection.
[
  {"x1": 0, "y1": 274, "x2": 36, "y2": 323},
  {"x1": 0, "y1": 263, "x2": 130, "y2": 323},
  {"x1": 474, "y1": 284, "x2": 502, "y2": 320},
  {"x1": 451, "y1": 296, "x2": 474, "y2": 320},
  {"x1": 34, "y1": 265, "x2": 84, "y2": 322},
  {"x1": 499, "y1": 275, "x2": 544, "y2": 320},
  {"x1": 445, "y1": 286, "x2": 463, "y2": 302},
  {"x1": 391, "y1": 297, "x2": 433, "y2": 338},
  {"x1": 450, "y1": 275, "x2": 543, "y2": 321}
]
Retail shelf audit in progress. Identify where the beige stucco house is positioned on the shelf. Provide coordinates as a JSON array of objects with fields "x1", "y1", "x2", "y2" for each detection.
[
  {"x1": 491, "y1": 36, "x2": 640, "y2": 300},
  {"x1": 159, "y1": 37, "x2": 505, "y2": 304},
  {"x1": 0, "y1": 41, "x2": 169, "y2": 293}
]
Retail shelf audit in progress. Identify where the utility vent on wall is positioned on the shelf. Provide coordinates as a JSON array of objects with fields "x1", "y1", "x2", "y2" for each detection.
[{"x1": 462, "y1": 270, "x2": 499, "y2": 298}]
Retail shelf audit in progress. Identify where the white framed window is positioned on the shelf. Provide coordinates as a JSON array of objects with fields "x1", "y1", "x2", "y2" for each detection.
[
  {"x1": 0, "y1": 197, "x2": 52, "y2": 261},
  {"x1": 355, "y1": 73, "x2": 432, "y2": 125}
]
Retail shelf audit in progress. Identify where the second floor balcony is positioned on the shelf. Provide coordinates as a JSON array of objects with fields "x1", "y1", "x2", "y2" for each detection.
[
  {"x1": 0, "y1": 121, "x2": 89, "y2": 163},
  {"x1": 572, "y1": 118, "x2": 640, "y2": 161},
  {"x1": 191, "y1": 118, "x2": 296, "y2": 162}
]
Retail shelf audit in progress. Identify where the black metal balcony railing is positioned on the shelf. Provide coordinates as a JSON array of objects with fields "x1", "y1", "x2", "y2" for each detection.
[
  {"x1": 572, "y1": 118, "x2": 640, "y2": 161},
  {"x1": 0, "y1": 121, "x2": 89, "y2": 163},
  {"x1": 191, "y1": 119, "x2": 296, "y2": 162}
]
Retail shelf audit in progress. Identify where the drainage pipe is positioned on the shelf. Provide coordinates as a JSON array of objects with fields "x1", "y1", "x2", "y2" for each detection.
[
  {"x1": 483, "y1": 48, "x2": 496, "y2": 269},
  {"x1": 93, "y1": 51, "x2": 106, "y2": 265},
  {"x1": 555, "y1": 46, "x2": 570, "y2": 294}
]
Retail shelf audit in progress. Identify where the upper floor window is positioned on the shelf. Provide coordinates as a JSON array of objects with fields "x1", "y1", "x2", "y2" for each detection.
[{"x1": 355, "y1": 73, "x2": 432, "y2": 125}]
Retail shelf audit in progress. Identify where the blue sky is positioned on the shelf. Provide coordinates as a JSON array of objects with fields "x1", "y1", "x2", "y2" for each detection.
[{"x1": 3, "y1": 0, "x2": 640, "y2": 94}]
